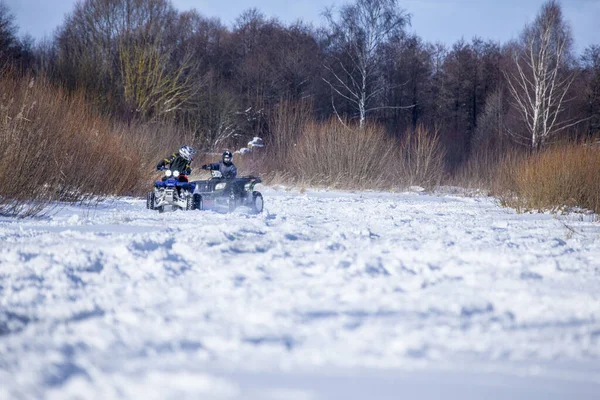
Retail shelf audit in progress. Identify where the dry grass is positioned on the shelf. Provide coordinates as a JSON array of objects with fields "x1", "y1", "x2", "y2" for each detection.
[
  {"x1": 453, "y1": 145, "x2": 525, "y2": 191},
  {"x1": 265, "y1": 98, "x2": 312, "y2": 171},
  {"x1": 495, "y1": 143, "x2": 600, "y2": 214},
  {"x1": 451, "y1": 150, "x2": 497, "y2": 190},
  {"x1": 398, "y1": 125, "x2": 446, "y2": 189},
  {"x1": 287, "y1": 119, "x2": 398, "y2": 190},
  {"x1": 260, "y1": 114, "x2": 446, "y2": 191}
]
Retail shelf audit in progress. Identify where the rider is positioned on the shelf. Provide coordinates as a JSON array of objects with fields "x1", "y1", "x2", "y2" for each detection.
[
  {"x1": 201, "y1": 150, "x2": 238, "y2": 179},
  {"x1": 156, "y1": 145, "x2": 197, "y2": 181}
]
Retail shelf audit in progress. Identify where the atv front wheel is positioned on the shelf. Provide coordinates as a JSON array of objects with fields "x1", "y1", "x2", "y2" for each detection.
[
  {"x1": 228, "y1": 193, "x2": 236, "y2": 213},
  {"x1": 146, "y1": 192, "x2": 155, "y2": 210},
  {"x1": 251, "y1": 191, "x2": 263, "y2": 214}
]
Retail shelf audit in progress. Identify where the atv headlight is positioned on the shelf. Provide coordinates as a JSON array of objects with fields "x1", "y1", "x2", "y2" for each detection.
[
  {"x1": 215, "y1": 183, "x2": 226, "y2": 190},
  {"x1": 165, "y1": 170, "x2": 172, "y2": 177},
  {"x1": 173, "y1": 170, "x2": 180, "y2": 177}
]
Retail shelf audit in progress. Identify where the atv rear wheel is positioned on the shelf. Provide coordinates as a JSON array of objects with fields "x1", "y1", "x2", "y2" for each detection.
[
  {"x1": 192, "y1": 194, "x2": 203, "y2": 210},
  {"x1": 251, "y1": 191, "x2": 263, "y2": 214},
  {"x1": 146, "y1": 192, "x2": 155, "y2": 210}
]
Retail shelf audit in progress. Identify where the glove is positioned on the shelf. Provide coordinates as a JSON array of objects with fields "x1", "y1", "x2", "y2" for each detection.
[{"x1": 201, "y1": 164, "x2": 208, "y2": 170}]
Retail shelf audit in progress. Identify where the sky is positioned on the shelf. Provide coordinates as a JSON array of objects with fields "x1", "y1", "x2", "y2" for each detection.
[{"x1": 4, "y1": 0, "x2": 599, "y2": 54}]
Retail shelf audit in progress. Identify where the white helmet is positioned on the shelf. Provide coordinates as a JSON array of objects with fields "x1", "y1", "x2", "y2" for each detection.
[{"x1": 179, "y1": 145, "x2": 196, "y2": 161}]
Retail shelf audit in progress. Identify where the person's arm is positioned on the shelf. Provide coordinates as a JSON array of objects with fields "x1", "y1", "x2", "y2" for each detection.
[
  {"x1": 156, "y1": 154, "x2": 175, "y2": 170},
  {"x1": 201, "y1": 162, "x2": 220, "y2": 171},
  {"x1": 183, "y1": 163, "x2": 192, "y2": 175}
]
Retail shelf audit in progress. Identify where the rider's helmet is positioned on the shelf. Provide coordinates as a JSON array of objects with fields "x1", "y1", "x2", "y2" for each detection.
[
  {"x1": 222, "y1": 150, "x2": 233, "y2": 165},
  {"x1": 179, "y1": 145, "x2": 197, "y2": 161}
]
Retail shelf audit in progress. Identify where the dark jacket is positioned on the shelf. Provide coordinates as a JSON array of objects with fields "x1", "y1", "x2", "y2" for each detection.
[
  {"x1": 205, "y1": 161, "x2": 237, "y2": 179},
  {"x1": 157, "y1": 153, "x2": 192, "y2": 175}
]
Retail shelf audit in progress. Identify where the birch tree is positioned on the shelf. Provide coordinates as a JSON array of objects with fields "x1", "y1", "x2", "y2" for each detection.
[
  {"x1": 323, "y1": 0, "x2": 410, "y2": 127},
  {"x1": 505, "y1": 0, "x2": 576, "y2": 151}
]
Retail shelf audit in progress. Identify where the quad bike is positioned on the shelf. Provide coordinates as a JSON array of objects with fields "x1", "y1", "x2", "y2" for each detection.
[
  {"x1": 146, "y1": 169, "x2": 198, "y2": 212},
  {"x1": 191, "y1": 170, "x2": 263, "y2": 214}
]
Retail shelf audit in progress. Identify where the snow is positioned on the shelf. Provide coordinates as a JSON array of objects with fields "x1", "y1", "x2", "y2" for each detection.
[
  {"x1": 1, "y1": 188, "x2": 600, "y2": 399},
  {"x1": 236, "y1": 137, "x2": 264, "y2": 155},
  {"x1": 247, "y1": 137, "x2": 264, "y2": 148}
]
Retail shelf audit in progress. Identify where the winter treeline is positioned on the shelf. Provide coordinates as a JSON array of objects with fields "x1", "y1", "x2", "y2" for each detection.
[{"x1": 1, "y1": 0, "x2": 599, "y2": 169}]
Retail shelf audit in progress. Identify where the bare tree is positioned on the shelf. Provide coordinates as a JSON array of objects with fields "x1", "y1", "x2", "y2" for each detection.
[
  {"x1": 472, "y1": 88, "x2": 507, "y2": 153},
  {"x1": 504, "y1": 0, "x2": 577, "y2": 151},
  {"x1": 379, "y1": 34, "x2": 436, "y2": 132},
  {"x1": 119, "y1": 35, "x2": 200, "y2": 118},
  {"x1": 323, "y1": 0, "x2": 410, "y2": 127},
  {"x1": 55, "y1": 0, "x2": 202, "y2": 118},
  {"x1": 0, "y1": 1, "x2": 18, "y2": 64},
  {"x1": 581, "y1": 45, "x2": 600, "y2": 136},
  {"x1": 117, "y1": 10, "x2": 205, "y2": 120}
]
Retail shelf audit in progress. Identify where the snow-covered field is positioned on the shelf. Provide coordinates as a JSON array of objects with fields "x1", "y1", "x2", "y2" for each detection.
[{"x1": 1, "y1": 187, "x2": 599, "y2": 399}]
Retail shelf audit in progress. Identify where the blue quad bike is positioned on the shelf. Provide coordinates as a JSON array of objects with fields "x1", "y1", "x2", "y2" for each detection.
[{"x1": 147, "y1": 169, "x2": 263, "y2": 214}]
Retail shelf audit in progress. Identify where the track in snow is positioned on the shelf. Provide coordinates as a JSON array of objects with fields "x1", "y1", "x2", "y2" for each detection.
[{"x1": 1, "y1": 188, "x2": 599, "y2": 399}]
